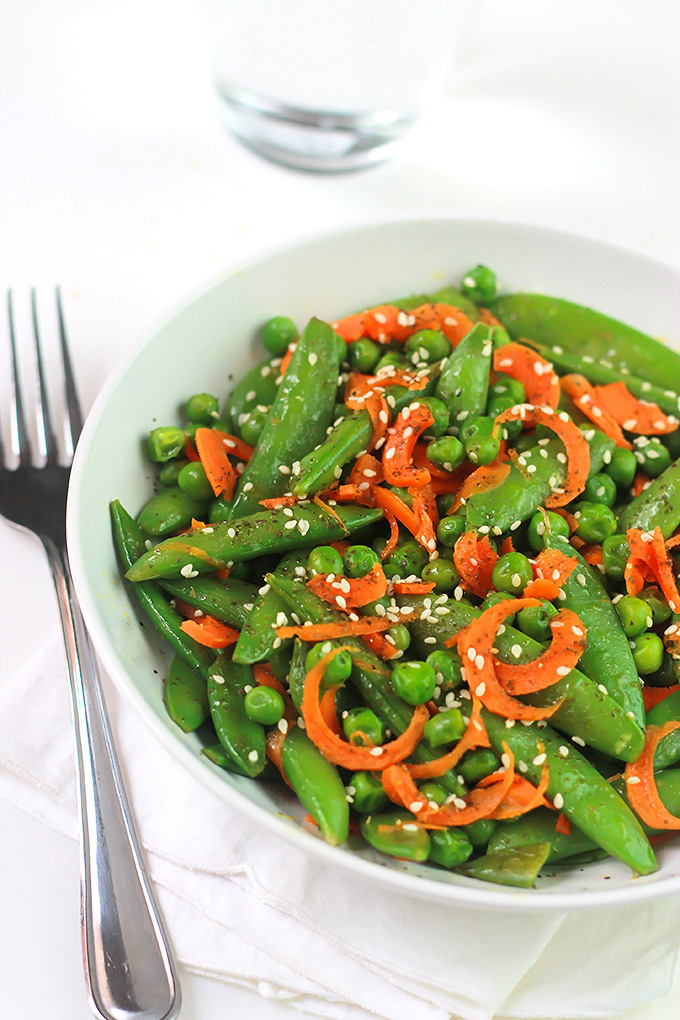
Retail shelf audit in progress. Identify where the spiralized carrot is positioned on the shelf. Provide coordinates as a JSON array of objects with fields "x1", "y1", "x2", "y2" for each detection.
[
  {"x1": 593, "y1": 381, "x2": 678, "y2": 435},
  {"x1": 533, "y1": 547, "x2": 579, "y2": 588},
  {"x1": 493, "y1": 403, "x2": 590, "y2": 508},
  {"x1": 371, "y1": 486, "x2": 437, "y2": 557},
  {"x1": 195, "y1": 427, "x2": 237, "y2": 499},
  {"x1": 179, "y1": 615, "x2": 239, "y2": 648},
  {"x1": 624, "y1": 721, "x2": 680, "y2": 829},
  {"x1": 382, "y1": 404, "x2": 435, "y2": 488},
  {"x1": 345, "y1": 389, "x2": 391, "y2": 452},
  {"x1": 391, "y1": 580, "x2": 437, "y2": 595},
  {"x1": 484, "y1": 759, "x2": 551, "y2": 820},
  {"x1": 555, "y1": 813, "x2": 572, "y2": 836},
  {"x1": 349, "y1": 453, "x2": 384, "y2": 490},
  {"x1": 382, "y1": 741, "x2": 516, "y2": 827},
  {"x1": 276, "y1": 617, "x2": 391, "y2": 641},
  {"x1": 302, "y1": 647, "x2": 428, "y2": 769},
  {"x1": 495, "y1": 608, "x2": 587, "y2": 694},
  {"x1": 453, "y1": 598, "x2": 565, "y2": 721},
  {"x1": 331, "y1": 302, "x2": 475, "y2": 347},
  {"x1": 453, "y1": 531, "x2": 498, "y2": 598},
  {"x1": 560, "y1": 374, "x2": 633, "y2": 450},
  {"x1": 494, "y1": 343, "x2": 560, "y2": 410},
  {"x1": 307, "y1": 560, "x2": 388, "y2": 609},
  {"x1": 642, "y1": 685, "x2": 679, "y2": 713},
  {"x1": 625, "y1": 526, "x2": 680, "y2": 614}
]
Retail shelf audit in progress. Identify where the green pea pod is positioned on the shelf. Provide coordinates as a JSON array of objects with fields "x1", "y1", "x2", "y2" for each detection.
[
  {"x1": 207, "y1": 654, "x2": 266, "y2": 777},
  {"x1": 482, "y1": 711, "x2": 656, "y2": 875},
  {"x1": 281, "y1": 726, "x2": 349, "y2": 846},
  {"x1": 583, "y1": 427, "x2": 616, "y2": 479},
  {"x1": 110, "y1": 500, "x2": 215, "y2": 678},
  {"x1": 163, "y1": 654, "x2": 209, "y2": 732},
  {"x1": 226, "y1": 355, "x2": 282, "y2": 431},
  {"x1": 543, "y1": 533, "x2": 645, "y2": 728},
  {"x1": 360, "y1": 810, "x2": 431, "y2": 862},
  {"x1": 229, "y1": 318, "x2": 342, "y2": 519},
  {"x1": 436, "y1": 323, "x2": 493, "y2": 424},
  {"x1": 429, "y1": 828, "x2": 473, "y2": 869},
  {"x1": 648, "y1": 690, "x2": 680, "y2": 769},
  {"x1": 403, "y1": 594, "x2": 645, "y2": 762},
  {"x1": 465, "y1": 439, "x2": 566, "y2": 534},
  {"x1": 488, "y1": 807, "x2": 595, "y2": 863},
  {"x1": 456, "y1": 842, "x2": 551, "y2": 888},
  {"x1": 137, "y1": 488, "x2": 209, "y2": 538},
  {"x1": 287, "y1": 637, "x2": 307, "y2": 713},
  {"x1": 489, "y1": 292, "x2": 680, "y2": 397},
  {"x1": 616, "y1": 457, "x2": 680, "y2": 537},
  {"x1": 125, "y1": 503, "x2": 383, "y2": 581},
  {"x1": 233, "y1": 550, "x2": 307, "y2": 664},
  {"x1": 268, "y1": 574, "x2": 466, "y2": 797},
  {"x1": 201, "y1": 743, "x2": 252, "y2": 777},
  {"x1": 159, "y1": 575, "x2": 258, "y2": 629}
]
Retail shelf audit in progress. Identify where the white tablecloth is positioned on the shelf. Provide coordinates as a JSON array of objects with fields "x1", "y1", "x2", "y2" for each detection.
[{"x1": 1, "y1": 1, "x2": 679, "y2": 1017}]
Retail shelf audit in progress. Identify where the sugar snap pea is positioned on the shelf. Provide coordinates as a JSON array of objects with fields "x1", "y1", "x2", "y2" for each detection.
[
  {"x1": 229, "y1": 318, "x2": 342, "y2": 519},
  {"x1": 360, "y1": 810, "x2": 431, "y2": 861},
  {"x1": 281, "y1": 726, "x2": 349, "y2": 846},
  {"x1": 616, "y1": 457, "x2": 680, "y2": 537},
  {"x1": 543, "y1": 533, "x2": 645, "y2": 727},
  {"x1": 207, "y1": 654, "x2": 266, "y2": 777},
  {"x1": 435, "y1": 323, "x2": 494, "y2": 426},
  {"x1": 163, "y1": 654, "x2": 209, "y2": 732},
  {"x1": 490, "y1": 292, "x2": 680, "y2": 396},
  {"x1": 456, "y1": 842, "x2": 552, "y2": 888},
  {"x1": 233, "y1": 550, "x2": 307, "y2": 664},
  {"x1": 137, "y1": 487, "x2": 209, "y2": 538},
  {"x1": 226, "y1": 355, "x2": 282, "y2": 432},
  {"x1": 110, "y1": 500, "x2": 215, "y2": 678},
  {"x1": 159, "y1": 575, "x2": 258, "y2": 629},
  {"x1": 125, "y1": 503, "x2": 383, "y2": 581}
]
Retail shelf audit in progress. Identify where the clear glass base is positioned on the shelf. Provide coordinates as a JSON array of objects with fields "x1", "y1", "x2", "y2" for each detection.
[{"x1": 215, "y1": 85, "x2": 420, "y2": 172}]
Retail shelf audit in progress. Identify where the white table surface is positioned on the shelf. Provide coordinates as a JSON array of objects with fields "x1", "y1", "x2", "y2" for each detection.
[{"x1": 1, "y1": 0, "x2": 679, "y2": 1017}]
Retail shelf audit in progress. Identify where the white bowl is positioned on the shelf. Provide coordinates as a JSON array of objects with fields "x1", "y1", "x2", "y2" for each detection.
[{"x1": 67, "y1": 218, "x2": 680, "y2": 911}]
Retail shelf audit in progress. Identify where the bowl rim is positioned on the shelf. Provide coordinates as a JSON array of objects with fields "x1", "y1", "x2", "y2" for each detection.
[{"x1": 67, "y1": 215, "x2": 680, "y2": 912}]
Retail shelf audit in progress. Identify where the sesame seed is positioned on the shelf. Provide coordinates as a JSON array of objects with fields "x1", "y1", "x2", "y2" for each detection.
[
  {"x1": 410, "y1": 801, "x2": 424, "y2": 813},
  {"x1": 559, "y1": 745, "x2": 570, "y2": 757},
  {"x1": 180, "y1": 563, "x2": 199, "y2": 578},
  {"x1": 626, "y1": 776, "x2": 641, "y2": 785},
  {"x1": 511, "y1": 644, "x2": 522, "y2": 659},
  {"x1": 572, "y1": 736, "x2": 586, "y2": 747},
  {"x1": 553, "y1": 793, "x2": 564, "y2": 810},
  {"x1": 556, "y1": 666, "x2": 571, "y2": 677},
  {"x1": 248, "y1": 750, "x2": 259, "y2": 762},
  {"x1": 423, "y1": 636, "x2": 437, "y2": 644},
  {"x1": 475, "y1": 681, "x2": 486, "y2": 696},
  {"x1": 212, "y1": 673, "x2": 225, "y2": 684},
  {"x1": 369, "y1": 747, "x2": 384, "y2": 756},
  {"x1": 277, "y1": 718, "x2": 289, "y2": 733}
]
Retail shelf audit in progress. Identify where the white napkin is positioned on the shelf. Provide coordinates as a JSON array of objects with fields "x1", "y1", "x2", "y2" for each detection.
[{"x1": 2, "y1": 596, "x2": 680, "y2": 1020}]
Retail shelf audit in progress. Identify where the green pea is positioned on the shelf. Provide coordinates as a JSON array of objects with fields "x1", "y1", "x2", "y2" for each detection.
[
  {"x1": 346, "y1": 337, "x2": 381, "y2": 374},
  {"x1": 491, "y1": 325, "x2": 512, "y2": 349},
  {"x1": 177, "y1": 461, "x2": 213, "y2": 501},
  {"x1": 308, "y1": 545, "x2": 344, "y2": 576},
  {"x1": 209, "y1": 496, "x2": 233, "y2": 523},
  {"x1": 417, "y1": 396, "x2": 450, "y2": 438},
  {"x1": 262, "y1": 315, "x2": 297, "y2": 356},
  {"x1": 388, "y1": 624, "x2": 411, "y2": 652},
  {"x1": 423, "y1": 708, "x2": 465, "y2": 747},
  {"x1": 349, "y1": 771, "x2": 389, "y2": 814},
  {"x1": 418, "y1": 782, "x2": 448, "y2": 807},
  {"x1": 429, "y1": 828, "x2": 473, "y2": 869},
  {"x1": 426, "y1": 435, "x2": 466, "y2": 472},
  {"x1": 602, "y1": 533, "x2": 631, "y2": 581},
  {"x1": 461, "y1": 264, "x2": 496, "y2": 305},
  {"x1": 426, "y1": 649, "x2": 463, "y2": 690},
  {"x1": 147, "y1": 426, "x2": 186, "y2": 463},
  {"x1": 421, "y1": 558, "x2": 459, "y2": 592},
  {"x1": 383, "y1": 540, "x2": 428, "y2": 579},
  {"x1": 490, "y1": 375, "x2": 526, "y2": 405},
  {"x1": 391, "y1": 660, "x2": 437, "y2": 705},
  {"x1": 436, "y1": 514, "x2": 466, "y2": 548},
  {"x1": 640, "y1": 586, "x2": 672, "y2": 626},
  {"x1": 185, "y1": 392, "x2": 219, "y2": 424},
  {"x1": 343, "y1": 544, "x2": 379, "y2": 578},
  {"x1": 364, "y1": 595, "x2": 391, "y2": 616},
  {"x1": 184, "y1": 422, "x2": 199, "y2": 442},
  {"x1": 464, "y1": 818, "x2": 498, "y2": 848},
  {"x1": 634, "y1": 437, "x2": 672, "y2": 478},
  {"x1": 481, "y1": 590, "x2": 517, "y2": 625},
  {"x1": 644, "y1": 652, "x2": 679, "y2": 689},
  {"x1": 461, "y1": 415, "x2": 501, "y2": 466},
  {"x1": 615, "y1": 595, "x2": 653, "y2": 638},
  {"x1": 240, "y1": 405, "x2": 270, "y2": 446},
  {"x1": 342, "y1": 707, "x2": 386, "y2": 747},
  {"x1": 527, "y1": 510, "x2": 570, "y2": 552},
  {"x1": 457, "y1": 748, "x2": 499, "y2": 784},
  {"x1": 405, "y1": 329, "x2": 452, "y2": 365},
  {"x1": 360, "y1": 811, "x2": 430, "y2": 862},
  {"x1": 491, "y1": 552, "x2": 533, "y2": 594},
  {"x1": 606, "y1": 447, "x2": 637, "y2": 489},
  {"x1": 573, "y1": 501, "x2": 618, "y2": 545},
  {"x1": 583, "y1": 472, "x2": 618, "y2": 507},
  {"x1": 244, "y1": 686, "x2": 285, "y2": 725},
  {"x1": 159, "y1": 459, "x2": 188, "y2": 486},
  {"x1": 305, "y1": 643, "x2": 353, "y2": 686},
  {"x1": 516, "y1": 600, "x2": 558, "y2": 642},
  {"x1": 631, "y1": 633, "x2": 664, "y2": 675},
  {"x1": 136, "y1": 488, "x2": 208, "y2": 538},
  {"x1": 376, "y1": 351, "x2": 409, "y2": 374}
]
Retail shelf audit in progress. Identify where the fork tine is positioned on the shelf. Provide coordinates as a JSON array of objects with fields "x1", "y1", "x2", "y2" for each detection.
[
  {"x1": 56, "y1": 287, "x2": 83, "y2": 457},
  {"x1": 31, "y1": 289, "x2": 59, "y2": 466},
  {"x1": 7, "y1": 290, "x2": 32, "y2": 468}
]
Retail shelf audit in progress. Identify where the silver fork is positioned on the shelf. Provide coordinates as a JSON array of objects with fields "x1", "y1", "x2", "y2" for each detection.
[{"x1": 0, "y1": 290, "x2": 181, "y2": 1020}]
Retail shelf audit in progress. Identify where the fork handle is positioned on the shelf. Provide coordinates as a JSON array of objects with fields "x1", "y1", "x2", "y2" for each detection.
[{"x1": 44, "y1": 538, "x2": 181, "y2": 1020}]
